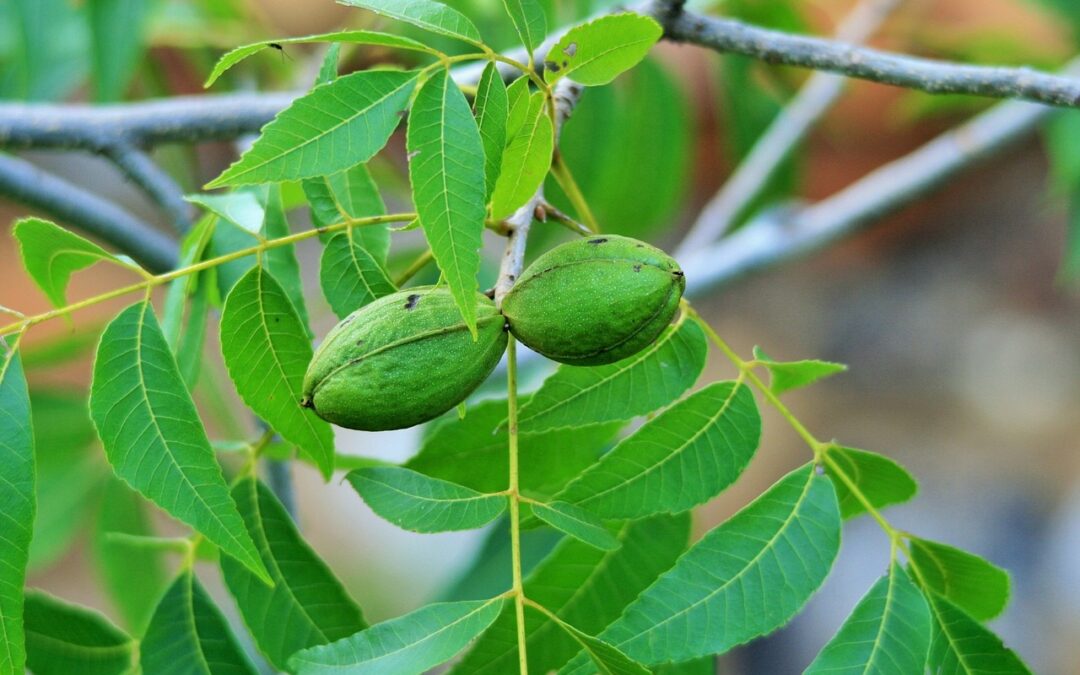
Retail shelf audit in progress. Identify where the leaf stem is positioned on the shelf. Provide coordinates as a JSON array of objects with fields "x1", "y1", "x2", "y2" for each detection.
[
  {"x1": 0, "y1": 212, "x2": 416, "y2": 339},
  {"x1": 505, "y1": 335, "x2": 529, "y2": 674},
  {"x1": 549, "y1": 153, "x2": 598, "y2": 233}
]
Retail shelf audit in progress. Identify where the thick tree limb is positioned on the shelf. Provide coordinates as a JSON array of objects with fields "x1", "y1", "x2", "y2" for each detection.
[{"x1": 0, "y1": 153, "x2": 178, "y2": 272}]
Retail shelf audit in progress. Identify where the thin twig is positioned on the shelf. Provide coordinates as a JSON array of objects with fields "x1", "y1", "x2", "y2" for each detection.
[
  {"x1": 0, "y1": 153, "x2": 178, "y2": 272},
  {"x1": 675, "y1": 0, "x2": 902, "y2": 256},
  {"x1": 106, "y1": 143, "x2": 196, "y2": 234}
]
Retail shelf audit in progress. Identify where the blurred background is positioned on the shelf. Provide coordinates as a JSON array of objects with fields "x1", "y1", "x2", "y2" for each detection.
[{"x1": 2, "y1": 0, "x2": 1079, "y2": 672}]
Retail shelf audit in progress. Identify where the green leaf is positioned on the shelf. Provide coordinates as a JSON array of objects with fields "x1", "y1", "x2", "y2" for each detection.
[
  {"x1": 574, "y1": 464, "x2": 841, "y2": 666},
  {"x1": 89, "y1": 301, "x2": 270, "y2": 583},
  {"x1": 502, "y1": 0, "x2": 546, "y2": 55},
  {"x1": 407, "y1": 68, "x2": 488, "y2": 334},
  {"x1": 87, "y1": 0, "x2": 150, "y2": 101},
  {"x1": 320, "y1": 233, "x2": 398, "y2": 318},
  {"x1": 534, "y1": 608, "x2": 648, "y2": 675},
  {"x1": 23, "y1": 590, "x2": 136, "y2": 675},
  {"x1": 339, "y1": 0, "x2": 483, "y2": 47},
  {"x1": 207, "y1": 69, "x2": 418, "y2": 187},
  {"x1": 544, "y1": 14, "x2": 661, "y2": 86},
  {"x1": 0, "y1": 344, "x2": 33, "y2": 674},
  {"x1": 13, "y1": 217, "x2": 137, "y2": 308},
  {"x1": 317, "y1": 42, "x2": 341, "y2": 85},
  {"x1": 205, "y1": 29, "x2": 434, "y2": 87},
  {"x1": 453, "y1": 514, "x2": 690, "y2": 674},
  {"x1": 753, "y1": 346, "x2": 847, "y2": 395},
  {"x1": 303, "y1": 163, "x2": 390, "y2": 261},
  {"x1": 93, "y1": 477, "x2": 168, "y2": 635},
  {"x1": 926, "y1": 592, "x2": 1030, "y2": 674},
  {"x1": 406, "y1": 397, "x2": 622, "y2": 497},
  {"x1": 290, "y1": 597, "x2": 506, "y2": 674},
  {"x1": 163, "y1": 214, "x2": 216, "y2": 390},
  {"x1": 491, "y1": 91, "x2": 553, "y2": 219},
  {"x1": 141, "y1": 570, "x2": 259, "y2": 675},
  {"x1": 909, "y1": 538, "x2": 1010, "y2": 621},
  {"x1": 220, "y1": 266, "x2": 335, "y2": 478},
  {"x1": 260, "y1": 184, "x2": 312, "y2": 331},
  {"x1": 221, "y1": 477, "x2": 367, "y2": 671},
  {"x1": 474, "y1": 62, "x2": 509, "y2": 200},
  {"x1": 504, "y1": 76, "x2": 531, "y2": 139},
  {"x1": 557, "y1": 381, "x2": 760, "y2": 518},
  {"x1": 516, "y1": 318, "x2": 707, "y2": 432},
  {"x1": 825, "y1": 446, "x2": 919, "y2": 519},
  {"x1": 348, "y1": 467, "x2": 507, "y2": 532},
  {"x1": 805, "y1": 563, "x2": 931, "y2": 675},
  {"x1": 532, "y1": 501, "x2": 620, "y2": 551}
]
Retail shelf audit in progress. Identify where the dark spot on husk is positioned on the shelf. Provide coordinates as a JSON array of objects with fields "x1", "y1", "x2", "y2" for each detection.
[
  {"x1": 404, "y1": 294, "x2": 421, "y2": 310},
  {"x1": 355, "y1": 339, "x2": 364, "y2": 347},
  {"x1": 633, "y1": 264, "x2": 642, "y2": 272},
  {"x1": 672, "y1": 270, "x2": 685, "y2": 277},
  {"x1": 588, "y1": 238, "x2": 608, "y2": 245}
]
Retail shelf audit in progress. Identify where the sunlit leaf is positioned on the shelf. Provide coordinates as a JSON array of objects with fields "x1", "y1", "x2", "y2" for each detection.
[
  {"x1": 926, "y1": 591, "x2": 1030, "y2": 674},
  {"x1": 501, "y1": 0, "x2": 546, "y2": 55},
  {"x1": 909, "y1": 538, "x2": 1010, "y2": 621},
  {"x1": 407, "y1": 68, "x2": 487, "y2": 334},
  {"x1": 339, "y1": 0, "x2": 483, "y2": 46},
  {"x1": 320, "y1": 233, "x2": 397, "y2": 318},
  {"x1": 220, "y1": 266, "x2": 335, "y2": 478},
  {"x1": 0, "y1": 343, "x2": 33, "y2": 673},
  {"x1": 89, "y1": 301, "x2": 269, "y2": 582},
  {"x1": 13, "y1": 217, "x2": 138, "y2": 308},
  {"x1": 141, "y1": 570, "x2": 258, "y2": 675},
  {"x1": 516, "y1": 318, "x2": 707, "y2": 431},
  {"x1": 221, "y1": 477, "x2": 366, "y2": 670},
  {"x1": 825, "y1": 446, "x2": 918, "y2": 519},
  {"x1": 544, "y1": 14, "x2": 661, "y2": 86},
  {"x1": 491, "y1": 91, "x2": 553, "y2": 219},
  {"x1": 291, "y1": 597, "x2": 506, "y2": 674},
  {"x1": 348, "y1": 467, "x2": 507, "y2": 532},
  {"x1": 208, "y1": 69, "x2": 418, "y2": 187},
  {"x1": 557, "y1": 381, "x2": 760, "y2": 518},
  {"x1": 23, "y1": 590, "x2": 136, "y2": 675},
  {"x1": 753, "y1": 346, "x2": 847, "y2": 395},
  {"x1": 474, "y1": 62, "x2": 509, "y2": 200},
  {"x1": 805, "y1": 563, "x2": 931, "y2": 675},
  {"x1": 205, "y1": 29, "x2": 434, "y2": 86},
  {"x1": 532, "y1": 501, "x2": 620, "y2": 551}
]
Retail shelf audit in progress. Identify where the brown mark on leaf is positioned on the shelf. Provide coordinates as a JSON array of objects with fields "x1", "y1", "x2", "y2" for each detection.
[
  {"x1": 563, "y1": 42, "x2": 578, "y2": 57},
  {"x1": 544, "y1": 60, "x2": 561, "y2": 73},
  {"x1": 404, "y1": 294, "x2": 421, "y2": 310}
]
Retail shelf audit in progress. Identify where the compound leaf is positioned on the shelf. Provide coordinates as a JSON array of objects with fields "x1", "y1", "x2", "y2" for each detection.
[
  {"x1": 221, "y1": 477, "x2": 367, "y2": 671},
  {"x1": 141, "y1": 570, "x2": 258, "y2": 675},
  {"x1": 805, "y1": 563, "x2": 931, "y2": 675},
  {"x1": 753, "y1": 346, "x2": 847, "y2": 395},
  {"x1": 557, "y1": 381, "x2": 760, "y2": 518},
  {"x1": 516, "y1": 318, "x2": 707, "y2": 432},
  {"x1": 89, "y1": 301, "x2": 269, "y2": 583},
  {"x1": 348, "y1": 467, "x2": 507, "y2": 532},
  {"x1": 501, "y1": 0, "x2": 546, "y2": 55},
  {"x1": 291, "y1": 597, "x2": 506, "y2": 674},
  {"x1": 208, "y1": 69, "x2": 418, "y2": 186},
  {"x1": 220, "y1": 266, "x2": 335, "y2": 478},
  {"x1": 407, "y1": 67, "x2": 487, "y2": 334},
  {"x1": 23, "y1": 590, "x2": 136, "y2": 675},
  {"x1": 536, "y1": 608, "x2": 647, "y2": 675},
  {"x1": 926, "y1": 591, "x2": 1030, "y2": 674},
  {"x1": 532, "y1": 501, "x2": 620, "y2": 551},
  {"x1": 909, "y1": 538, "x2": 1010, "y2": 622},
  {"x1": 825, "y1": 446, "x2": 918, "y2": 520},
  {"x1": 320, "y1": 232, "x2": 397, "y2": 318},
  {"x1": 474, "y1": 62, "x2": 509, "y2": 200},
  {"x1": 544, "y1": 14, "x2": 661, "y2": 86},
  {"x1": 303, "y1": 163, "x2": 390, "y2": 261},
  {"x1": 339, "y1": 0, "x2": 483, "y2": 46},
  {"x1": 491, "y1": 91, "x2": 553, "y2": 219}
]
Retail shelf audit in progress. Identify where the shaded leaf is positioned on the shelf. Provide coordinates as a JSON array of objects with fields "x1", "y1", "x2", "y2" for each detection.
[
  {"x1": 474, "y1": 62, "x2": 509, "y2": 200},
  {"x1": 491, "y1": 91, "x2": 553, "y2": 219},
  {"x1": 805, "y1": 563, "x2": 931, "y2": 675},
  {"x1": 502, "y1": 0, "x2": 547, "y2": 55},
  {"x1": 516, "y1": 318, "x2": 707, "y2": 431},
  {"x1": 23, "y1": 590, "x2": 135, "y2": 675},
  {"x1": 89, "y1": 301, "x2": 269, "y2": 582},
  {"x1": 570, "y1": 464, "x2": 841, "y2": 667},
  {"x1": 544, "y1": 14, "x2": 661, "y2": 86},
  {"x1": 0, "y1": 344, "x2": 33, "y2": 673},
  {"x1": 163, "y1": 214, "x2": 216, "y2": 390},
  {"x1": 291, "y1": 597, "x2": 506, "y2": 674},
  {"x1": 407, "y1": 68, "x2": 487, "y2": 334},
  {"x1": 532, "y1": 501, "x2": 620, "y2": 551},
  {"x1": 557, "y1": 381, "x2": 760, "y2": 518},
  {"x1": 14, "y1": 217, "x2": 136, "y2": 308},
  {"x1": 348, "y1": 467, "x2": 507, "y2": 532},
  {"x1": 753, "y1": 346, "x2": 847, "y2": 395},
  {"x1": 825, "y1": 446, "x2": 918, "y2": 520},
  {"x1": 534, "y1": 607, "x2": 647, "y2": 675},
  {"x1": 320, "y1": 232, "x2": 397, "y2": 318},
  {"x1": 221, "y1": 477, "x2": 366, "y2": 670},
  {"x1": 206, "y1": 30, "x2": 433, "y2": 86},
  {"x1": 260, "y1": 184, "x2": 311, "y2": 332},
  {"x1": 453, "y1": 514, "x2": 690, "y2": 674},
  {"x1": 220, "y1": 266, "x2": 335, "y2": 478},
  {"x1": 303, "y1": 163, "x2": 390, "y2": 261},
  {"x1": 926, "y1": 592, "x2": 1030, "y2": 674},
  {"x1": 88, "y1": 0, "x2": 150, "y2": 101},
  {"x1": 339, "y1": 0, "x2": 483, "y2": 46},
  {"x1": 909, "y1": 538, "x2": 1010, "y2": 622},
  {"x1": 141, "y1": 570, "x2": 258, "y2": 675},
  {"x1": 208, "y1": 69, "x2": 418, "y2": 186}
]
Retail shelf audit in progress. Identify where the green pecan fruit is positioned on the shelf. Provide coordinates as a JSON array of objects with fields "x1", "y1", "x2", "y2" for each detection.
[
  {"x1": 502, "y1": 235, "x2": 685, "y2": 366},
  {"x1": 301, "y1": 287, "x2": 507, "y2": 431}
]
